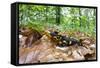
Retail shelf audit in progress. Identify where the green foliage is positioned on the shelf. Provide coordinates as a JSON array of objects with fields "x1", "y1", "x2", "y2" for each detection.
[{"x1": 19, "y1": 4, "x2": 96, "y2": 38}]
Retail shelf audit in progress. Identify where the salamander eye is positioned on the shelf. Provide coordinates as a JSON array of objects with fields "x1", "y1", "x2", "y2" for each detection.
[{"x1": 54, "y1": 31, "x2": 58, "y2": 34}]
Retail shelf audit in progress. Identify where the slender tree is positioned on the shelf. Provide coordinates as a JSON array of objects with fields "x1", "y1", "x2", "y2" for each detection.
[
  {"x1": 70, "y1": 8, "x2": 75, "y2": 28},
  {"x1": 45, "y1": 6, "x2": 48, "y2": 23},
  {"x1": 79, "y1": 8, "x2": 82, "y2": 27},
  {"x1": 93, "y1": 9, "x2": 96, "y2": 25},
  {"x1": 56, "y1": 6, "x2": 60, "y2": 25},
  {"x1": 86, "y1": 9, "x2": 90, "y2": 29}
]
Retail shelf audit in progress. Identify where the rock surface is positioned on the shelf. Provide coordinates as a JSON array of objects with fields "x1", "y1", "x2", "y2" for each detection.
[{"x1": 19, "y1": 34, "x2": 96, "y2": 64}]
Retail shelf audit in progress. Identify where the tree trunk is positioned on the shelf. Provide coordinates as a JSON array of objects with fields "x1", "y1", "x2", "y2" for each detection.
[
  {"x1": 79, "y1": 8, "x2": 82, "y2": 27},
  {"x1": 45, "y1": 6, "x2": 48, "y2": 23},
  {"x1": 87, "y1": 9, "x2": 89, "y2": 29},
  {"x1": 56, "y1": 6, "x2": 60, "y2": 25}
]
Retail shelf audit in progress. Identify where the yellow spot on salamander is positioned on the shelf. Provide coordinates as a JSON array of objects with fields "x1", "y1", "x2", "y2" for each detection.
[
  {"x1": 63, "y1": 40, "x2": 66, "y2": 43},
  {"x1": 69, "y1": 41, "x2": 72, "y2": 44}
]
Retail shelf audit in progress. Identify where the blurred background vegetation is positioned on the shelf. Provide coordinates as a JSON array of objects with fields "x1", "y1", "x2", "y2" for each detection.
[{"x1": 19, "y1": 4, "x2": 96, "y2": 38}]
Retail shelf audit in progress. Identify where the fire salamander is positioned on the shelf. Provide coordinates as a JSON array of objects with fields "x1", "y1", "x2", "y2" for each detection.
[{"x1": 50, "y1": 31, "x2": 82, "y2": 47}]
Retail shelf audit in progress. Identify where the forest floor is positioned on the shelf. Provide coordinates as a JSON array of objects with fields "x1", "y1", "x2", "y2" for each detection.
[{"x1": 19, "y1": 28, "x2": 96, "y2": 64}]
